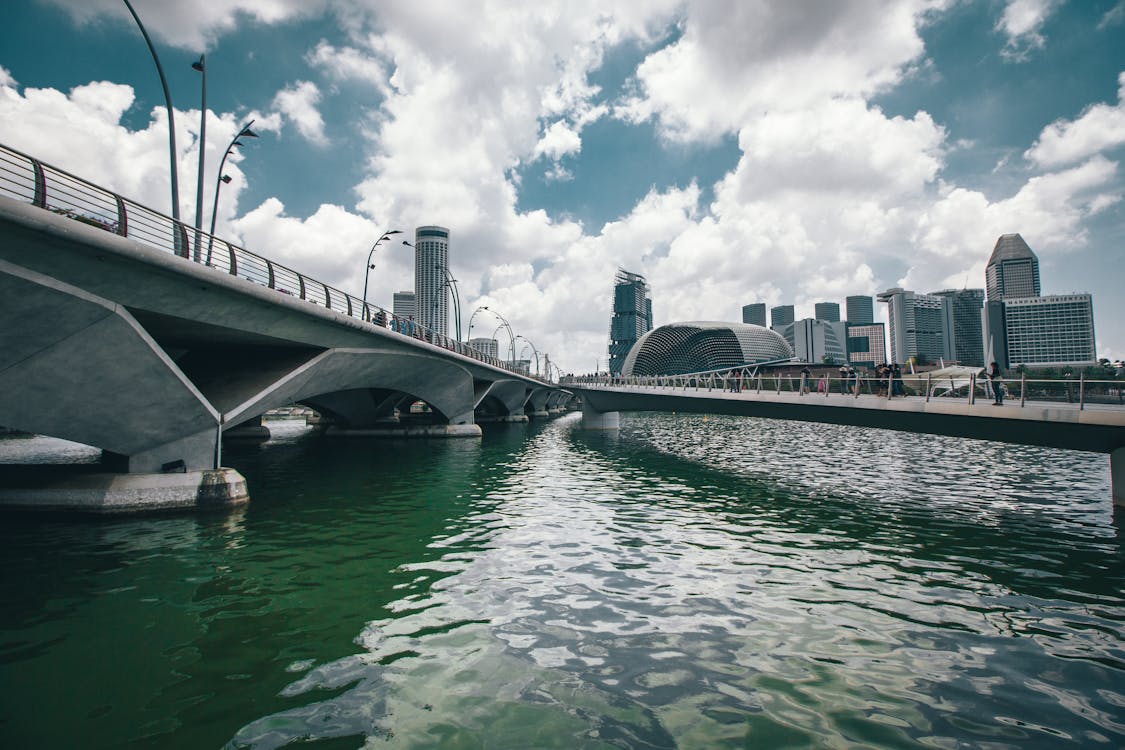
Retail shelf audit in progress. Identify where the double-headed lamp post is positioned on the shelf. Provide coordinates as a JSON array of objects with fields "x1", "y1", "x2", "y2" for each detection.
[
  {"x1": 362, "y1": 230, "x2": 403, "y2": 313},
  {"x1": 191, "y1": 54, "x2": 206, "y2": 262},
  {"x1": 436, "y1": 264, "x2": 462, "y2": 342},
  {"x1": 205, "y1": 120, "x2": 258, "y2": 264},
  {"x1": 515, "y1": 335, "x2": 540, "y2": 376}
]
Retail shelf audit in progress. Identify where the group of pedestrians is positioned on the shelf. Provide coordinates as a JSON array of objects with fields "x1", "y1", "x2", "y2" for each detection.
[{"x1": 873, "y1": 363, "x2": 906, "y2": 397}]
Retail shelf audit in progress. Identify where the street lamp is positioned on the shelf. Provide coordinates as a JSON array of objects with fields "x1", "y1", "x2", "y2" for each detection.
[
  {"x1": 121, "y1": 0, "x2": 180, "y2": 226},
  {"x1": 434, "y1": 263, "x2": 462, "y2": 342},
  {"x1": 205, "y1": 119, "x2": 258, "y2": 265},
  {"x1": 362, "y1": 230, "x2": 404, "y2": 314},
  {"x1": 515, "y1": 334, "x2": 540, "y2": 376},
  {"x1": 191, "y1": 54, "x2": 206, "y2": 262},
  {"x1": 480, "y1": 308, "x2": 516, "y2": 365}
]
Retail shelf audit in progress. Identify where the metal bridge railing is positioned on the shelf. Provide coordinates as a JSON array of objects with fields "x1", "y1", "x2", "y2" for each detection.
[
  {"x1": 0, "y1": 142, "x2": 555, "y2": 384},
  {"x1": 564, "y1": 369, "x2": 1124, "y2": 411}
]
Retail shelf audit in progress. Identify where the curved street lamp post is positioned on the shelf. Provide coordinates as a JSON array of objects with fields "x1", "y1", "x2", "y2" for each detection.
[
  {"x1": 121, "y1": 0, "x2": 180, "y2": 227},
  {"x1": 205, "y1": 120, "x2": 258, "y2": 265},
  {"x1": 515, "y1": 335, "x2": 540, "y2": 376},
  {"x1": 362, "y1": 230, "x2": 404, "y2": 315}
]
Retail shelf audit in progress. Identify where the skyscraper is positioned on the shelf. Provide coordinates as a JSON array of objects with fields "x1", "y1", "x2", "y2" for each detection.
[
  {"x1": 413, "y1": 225, "x2": 449, "y2": 336},
  {"x1": 392, "y1": 291, "x2": 416, "y2": 321},
  {"x1": 845, "y1": 295, "x2": 874, "y2": 325},
  {"x1": 770, "y1": 304, "x2": 794, "y2": 329},
  {"x1": 877, "y1": 288, "x2": 951, "y2": 365},
  {"x1": 933, "y1": 288, "x2": 985, "y2": 366},
  {"x1": 814, "y1": 302, "x2": 840, "y2": 322},
  {"x1": 608, "y1": 269, "x2": 653, "y2": 374},
  {"x1": 986, "y1": 233, "x2": 1040, "y2": 301},
  {"x1": 742, "y1": 303, "x2": 767, "y2": 327}
]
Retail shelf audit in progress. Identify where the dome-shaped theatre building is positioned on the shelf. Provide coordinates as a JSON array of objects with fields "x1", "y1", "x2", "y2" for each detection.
[{"x1": 621, "y1": 321, "x2": 794, "y2": 377}]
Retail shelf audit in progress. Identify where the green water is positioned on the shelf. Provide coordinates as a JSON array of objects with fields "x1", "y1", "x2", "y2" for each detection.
[{"x1": 0, "y1": 414, "x2": 1122, "y2": 748}]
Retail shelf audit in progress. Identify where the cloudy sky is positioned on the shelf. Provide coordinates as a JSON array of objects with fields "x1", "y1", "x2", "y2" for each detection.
[{"x1": 2, "y1": 0, "x2": 1123, "y2": 372}]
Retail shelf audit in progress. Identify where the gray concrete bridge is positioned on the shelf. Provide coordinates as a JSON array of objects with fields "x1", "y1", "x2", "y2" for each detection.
[
  {"x1": 568, "y1": 377, "x2": 1125, "y2": 507},
  {"x1": 0, "y1": 144, "x2": 572, "y2": 512}
]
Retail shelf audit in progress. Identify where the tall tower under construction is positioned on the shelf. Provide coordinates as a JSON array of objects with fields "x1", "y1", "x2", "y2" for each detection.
[{"x1": 608, "y1": 269, "x2": 653, "y2": 374}]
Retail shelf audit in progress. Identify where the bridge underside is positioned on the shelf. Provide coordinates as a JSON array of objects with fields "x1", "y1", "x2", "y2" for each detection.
[{"x1": 0, "y1": 249, "x2": 570, "y2": 510}]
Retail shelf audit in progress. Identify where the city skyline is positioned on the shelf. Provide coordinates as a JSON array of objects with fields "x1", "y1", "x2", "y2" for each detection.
[{"x1": 1, "y1": 1, "x2": 1122, "y2": 373}]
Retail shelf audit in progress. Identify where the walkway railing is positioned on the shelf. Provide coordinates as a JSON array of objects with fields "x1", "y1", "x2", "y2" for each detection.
[
  {"x1": 564, "y1": 369, "x2": 1125, "y2": 411},
  {"x1": 0, "y1": 142, "x2": 553, "y2": 384}
]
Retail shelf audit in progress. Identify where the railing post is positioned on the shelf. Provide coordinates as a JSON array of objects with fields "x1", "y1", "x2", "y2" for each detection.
[
  {"x1": 1020, "y1": 374, "x2": 1027, "y2": 407},
  {"x1": 926, "y1": 372, "x2": 932, "y2": 402},
  {"x1": 266, "y1": 260, "x2": 275, "y2": 289},
  {"x1": 323, "y1": 283, "x2": 331, "y2": 309},
  {"x1": 757, "y1": 374, "x2": 762, "y2": 393},
  {"x1": 1079, "y1": 373, "x2": 1085, "y2": 410},
  {"x1": 298, "y1": 275, "x2": 306, "y2": 300},
  {"x1": 969, "y1": 373, "x2": 976, "y2": 405},
  {"x1": 114, "y1": 195, "x2": 128, "y2": 236},
  {"x1": 227, "y1": 242, "x2": 238, "y2": 276},
  {"x1": 31, "y1": 158, "x2": 47, "y2": 208}
]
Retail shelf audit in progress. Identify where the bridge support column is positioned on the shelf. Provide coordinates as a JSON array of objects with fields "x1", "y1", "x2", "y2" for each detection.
[
  {"x1": 581, "y1": 403, "x2": 620, "y2": 430},
  {"x1": 224, "y1": 415, "x2": 271, "y2": 441},
  {"x1": 1112, "y1": 446, "x2": 1124, "y2": 509}
]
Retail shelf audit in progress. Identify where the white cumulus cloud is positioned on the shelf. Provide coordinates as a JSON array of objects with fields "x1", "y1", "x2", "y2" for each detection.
[
  {"x1": 1024, "y1": 72, "x2": 1125, "y2": 168},
  {"x1": 272, "y1": 81, "x2": 328, "y2": 145}
]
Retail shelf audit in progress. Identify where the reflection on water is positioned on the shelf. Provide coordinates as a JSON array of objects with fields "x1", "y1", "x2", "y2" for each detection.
[{"x1": 0, "y1": 414, "x2": 1122, "y2": 748}]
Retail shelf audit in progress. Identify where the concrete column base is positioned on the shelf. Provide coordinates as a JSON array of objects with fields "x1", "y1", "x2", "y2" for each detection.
[
  {"x1": 530, "y1": 410, "x2": 550, "y2": 419},
  {"x1": 476, "y1": 415, "x2": 529, "y2": 423},
  {"x1": 0, "y1": 468, "x2": 248, "y2": 514},
  {"x1": 325, "y1": 423, "x2": 482, "y2": 438},
  {"x1": 581, "y1": 406, "x2": 620, "y2": 430},
  {"x1": 223, "y1": 423, "x2": 271, "y2": 441},
  {"x1": 1112, "y1": 446, "x2": 1124, "y2": 508}
]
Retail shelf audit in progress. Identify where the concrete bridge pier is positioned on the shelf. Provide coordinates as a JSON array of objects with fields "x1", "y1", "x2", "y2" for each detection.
[
  {"x1": 223, "y1": 415, "x2": 271, "y2": 441},
  {"x1": 581, "y1": 402, "x2": 620, "y2": 430}
]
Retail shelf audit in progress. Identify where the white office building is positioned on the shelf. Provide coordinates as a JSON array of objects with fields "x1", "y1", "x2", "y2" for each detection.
[
  {"x1": 778, "y1": 318, "x2": 848, "y2": 364},
  {"x1": 877, "y1": 288, "x2": 951, "y2": 365},
  {"x1": 413, "y1": 226, "x2": 449, "y2": 337},
  {"x1": 467, "y1": 337, "x2": 499, "y2": 359},
  {"x1": 1003, "y1": 294, "x2": 1096, "y2": 368}
]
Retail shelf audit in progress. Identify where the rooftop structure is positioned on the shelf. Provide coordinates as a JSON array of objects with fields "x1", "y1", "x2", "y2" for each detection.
[
  {"x1": 622, "y1": 322, "x2": 793, "y2": 376},
  {"x1": 986, "y1": 233, "x2": 1040, "y2": 301}
]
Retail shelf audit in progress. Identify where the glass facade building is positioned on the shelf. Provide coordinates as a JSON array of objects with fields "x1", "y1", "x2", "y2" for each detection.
[
  {"x1": 392, "y1": 291, "x2": 416, "y2": 321},
  {"x1": 814, "y1": 302, "x2": 840, "y2": 322},
  {"x1": 933, "y1": 288, "x2": 985, "y2": 367},
  {"x1": 608, "y1": 269, "x2": 653, "y2": 374},
  {"x1": 845, "y1": 295, "x2": 874, "y2": 325},
  {"x1": 770, "y1": 304, "x2": 794, "y2": 329},
  {"x1": 742, "y1": 303, "x2": 767, "y2": 327},
  {"x1": 846, "y1": 323, "x2": 887, "y2": 369}
]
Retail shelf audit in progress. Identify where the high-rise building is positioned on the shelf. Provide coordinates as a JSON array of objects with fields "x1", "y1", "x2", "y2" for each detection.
[
  {"x1": 982, "y1": 300, "x2": 1008, "y2": 369},
  {"x1": 392, "y1": 291, "x2": 416, "y2": 321},
  {"x1": 877, "y1": 288, "x2": 951, "y2": 365},
  {"x1": 742, "y1": 303, "x2": 767, "y2": 327},
  {"x1": 814, "y1": 302, "x2": 840, "y2": 322},
  {"x1": 846, "y1": 323, "x2": 887, "y2": 369},
  {"x1": 770, "y1": 304, "x2": 794, "y2": 329},
  {"x1": 986, "y1": 233, "x2": 1040, "y2": 301},
  {"x1": 413, "y1": 225, "x2": 449, "y2": 336},
  {"x1": 608, "y1": 269, "x2": 653, "y2": 374},
  {"x1": 777, "y1": 319, "x2": 848, "y2": 364},
  {"x1": 1002, "y1": 294, "x2": 1096, "y2": 367},
  {"x1": 933, "y1": 288, "x2": 985, "y2": 366},
  {"x1": 467, "y1": 337, "x2": 499, "y2": 359},
  {"x1": 846, "y1": 295, "x2": 874, "y2": 325}
]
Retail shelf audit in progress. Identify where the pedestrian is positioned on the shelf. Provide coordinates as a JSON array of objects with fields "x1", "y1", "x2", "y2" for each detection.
[
  {"x1": 800, "y1": 365, "x2": 812, "y2": 394},
  {"x1": 839, "y1": 365, "x2": 849, "y2": 395},
  {"x1": 988, "y1": 361, "x2": 1004, "y2": 405},
  {"x1": 892, "y1": 363, "x2": 905, "y2": 397}
]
